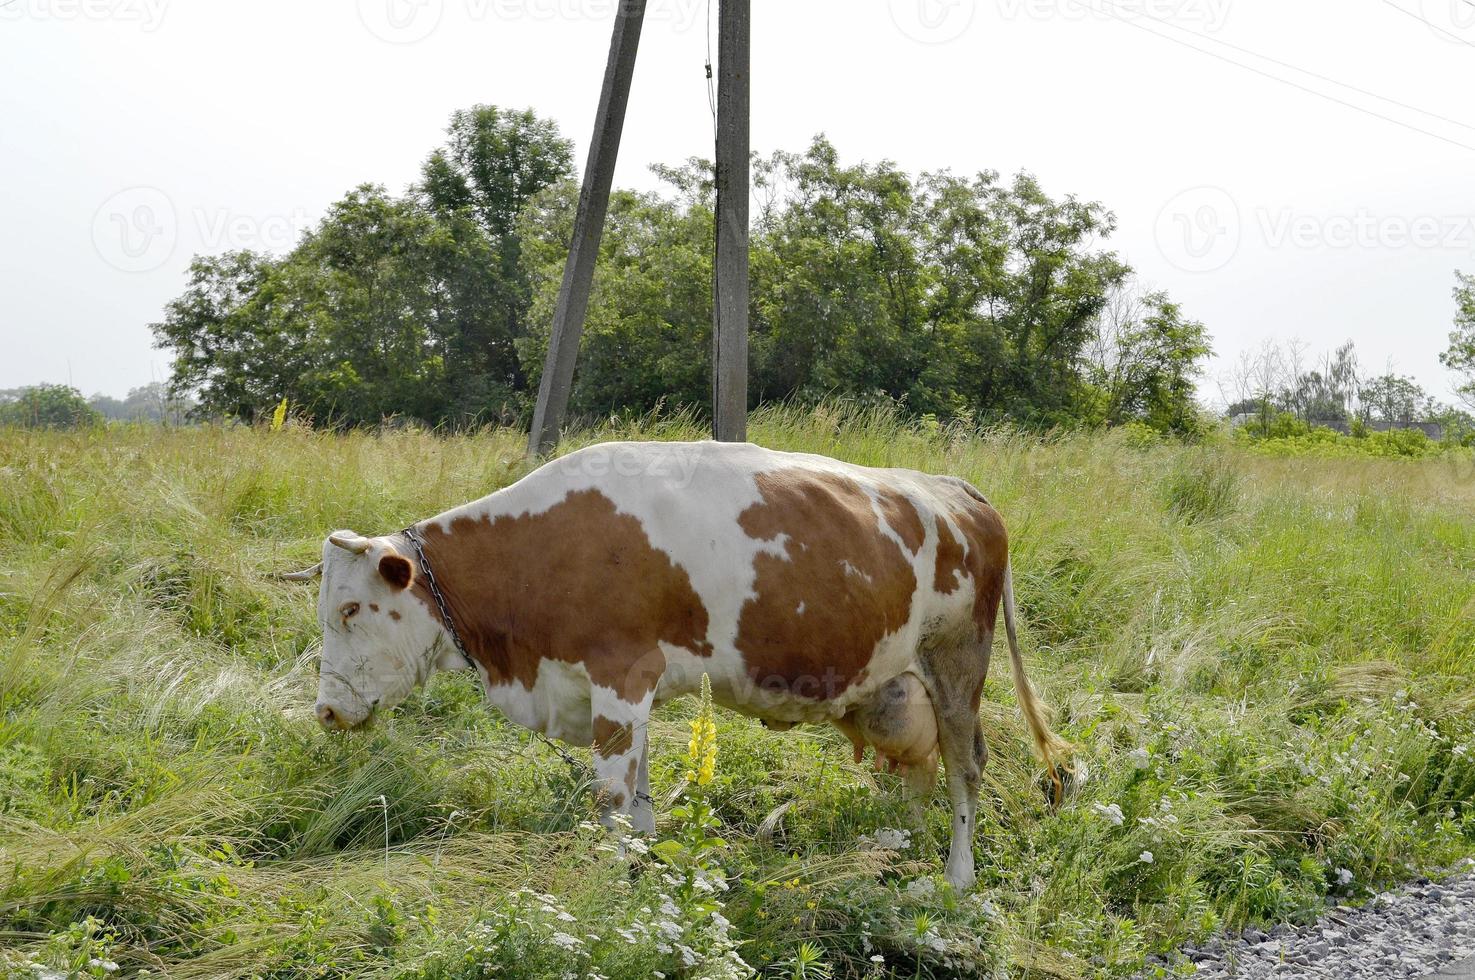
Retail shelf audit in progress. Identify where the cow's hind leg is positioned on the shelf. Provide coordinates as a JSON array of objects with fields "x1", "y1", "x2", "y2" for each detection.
[
  {"x1": 921, "y1": 641, "x2": 990, "y2": 891},
  {"x1": 591, "y1": 690, "x2": 655, "y2": 834}
]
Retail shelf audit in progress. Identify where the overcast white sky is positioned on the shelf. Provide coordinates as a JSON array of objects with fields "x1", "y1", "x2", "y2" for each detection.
[{"x1": 3, "y1": 0, "x2": 1474, "y2": 405}]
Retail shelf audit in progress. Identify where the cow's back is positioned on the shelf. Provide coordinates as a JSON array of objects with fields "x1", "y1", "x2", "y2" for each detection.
[{"x1": 424, "y1": 442, "x2": 1004, "y2": 723}]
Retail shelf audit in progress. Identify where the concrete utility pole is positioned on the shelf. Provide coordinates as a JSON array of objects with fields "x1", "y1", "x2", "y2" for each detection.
[
  {"x1": 527, "y1": 0, "x2": 751, "y2": 455},
  {"x1": 528, "y1": 0, "x2": 647, "y2": 457},
  {"x1": 711, "y1": 0, "x2": 750, "y2": 443}
]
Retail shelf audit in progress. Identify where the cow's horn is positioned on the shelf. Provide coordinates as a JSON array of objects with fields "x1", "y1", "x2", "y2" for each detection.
[
  {"x1": 328, "y1": 532, "x2": 372, "y2": 555},
  {"x1": 279, "y1": 563, "x2": 322, "y2": 582}
]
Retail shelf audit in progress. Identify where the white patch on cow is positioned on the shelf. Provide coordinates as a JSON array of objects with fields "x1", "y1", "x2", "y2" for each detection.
[
  {"x1": 313, "y1": 533, "x2": 461, "y2": 728},
  {"x1": 589, "y1": 682, "x2": 655, "y2": 831},
  {"x1": 476, "y1": 658, "x2": 595, "y2": 745}
]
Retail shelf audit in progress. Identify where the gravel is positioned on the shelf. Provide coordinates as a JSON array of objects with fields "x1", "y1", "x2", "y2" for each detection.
[{"x1": 1134, "y1": 865, "x2": 1475, "y2": 979}]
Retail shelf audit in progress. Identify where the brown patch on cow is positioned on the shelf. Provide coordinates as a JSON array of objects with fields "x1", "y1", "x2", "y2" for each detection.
[
  {"x1": 369, "y1": 603, "x2": 379, "y2": 613},
  {"x1": 934, "y1": 516, "x2": 966, "y2": 594},
  {"x1": 735, "y1": 471, "x2": 917, "y2": 697},
  {"x1": 388, "y1": 610, "x2": 401, "y2": 621},
  {"x1": 411, "y1": 490, "x2": 712, "y2": 701},
  {"x1": 876, "y1": 488, "x2": 925, "y2": 554},
  {"x1": 378, "y1": 552, "x2": 414, "y2": 590},
  {"x1": 593, "y1": 715, "x2": 634, "y2": 759},
  {"x1": 933, "y1": 486, "x2": 1010, "y2": 638}
]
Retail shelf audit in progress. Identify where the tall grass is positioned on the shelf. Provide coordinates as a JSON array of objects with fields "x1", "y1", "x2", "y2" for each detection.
[{"x1": 2, "y1": 408, "x2": 1474, "y2": 977}]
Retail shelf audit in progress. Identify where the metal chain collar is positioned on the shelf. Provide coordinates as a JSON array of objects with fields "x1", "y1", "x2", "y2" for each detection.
[
  {"x1": 400, "y1": 525, "x2": 470, "y2": 662},
  {"x1": 399, "y1": 525, "x2": 651, "y2": 807}
]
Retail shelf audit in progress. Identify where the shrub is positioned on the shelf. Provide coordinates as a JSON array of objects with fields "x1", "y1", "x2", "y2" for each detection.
[{"x1": 0, "y1": 384, "x2": 102, "y2": 429}]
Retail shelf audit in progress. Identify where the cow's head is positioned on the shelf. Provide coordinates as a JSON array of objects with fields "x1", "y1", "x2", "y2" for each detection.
[{"x1": 284, "y1": 530, "x2": 469, "y2": 730}]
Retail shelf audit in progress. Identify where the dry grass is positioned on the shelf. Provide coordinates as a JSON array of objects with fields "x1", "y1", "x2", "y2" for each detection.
[{"x1": 2, "y1": 407, "x2": 1474, "y2": 977}]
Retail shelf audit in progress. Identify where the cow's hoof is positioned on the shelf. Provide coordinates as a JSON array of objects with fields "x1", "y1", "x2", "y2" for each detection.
[{"x1": 944, "y1": 863, "x2": 976, "y2": 892}]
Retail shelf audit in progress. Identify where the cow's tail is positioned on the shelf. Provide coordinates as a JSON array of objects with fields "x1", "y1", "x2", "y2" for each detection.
[{"x1": 1001, "y1": 560, "x2": 1074, "y2": 804}]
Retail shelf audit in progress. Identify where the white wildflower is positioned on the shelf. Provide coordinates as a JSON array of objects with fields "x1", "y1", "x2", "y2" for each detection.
[
  {"x1": 1139, "y1": 851, "x2": 1155, "y2": 864},
  {"x1": 905, "y1": 877, "x2": 937, "y2": 899},
  {"x1": 550, "y1": 931, "x2": 582, "y2": 951},
  {"x1": 866, "y1": 827, "x2": 912, "y2": 851},
  {"x1": 1127, "y1": 748, "x2": 1151, "y2": 770},
  {"x1": 1337, "y1": 868, "x2": 1354, "y2": 886},
  {"x1": 1092, "y1": 802, "x2": 1125, "y2": 826}
]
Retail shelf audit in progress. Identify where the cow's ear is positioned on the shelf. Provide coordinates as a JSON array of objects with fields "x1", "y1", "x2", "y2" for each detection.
[{"x1": 378, "y1": 553, "x2": 414, "y2": 591}]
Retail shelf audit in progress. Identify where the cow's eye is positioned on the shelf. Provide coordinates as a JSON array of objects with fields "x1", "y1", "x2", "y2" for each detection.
[{"x1": 340, "y1": 602, "x2": 360, "y2": 620}]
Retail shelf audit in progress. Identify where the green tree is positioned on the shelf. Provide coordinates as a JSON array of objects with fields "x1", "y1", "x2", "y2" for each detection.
[
  {"x1": 1083, "y1": 288, "x2": 1212, "y2": 433},
  {"x1": 1360, "y1": 373, "x2": 1430, "y2": 426},
  {"x1": 1440, "y1": 271, "x2": 1475, "y2": 410},
  {"x1": 151, "y1": 113, "x2": 1211, "y2": 434},
  {"x1": 418, "y1": 106, "x2": 574, "y2": 417},
  {"x1": 750, "y1": 140, "x2": 928, "y2": 408},
  {"x1": 0, "y1": 384, "x2": 103, "y2": 429},
  {"x1": 88, "y1": 382, "x2": 192, "y2": 423},
  {"x1": 517, "y1": 176, "x2": 715, "y2": 419},
  {"x1": 153, "y1": 107, "x2": 571, "y2": 427}
]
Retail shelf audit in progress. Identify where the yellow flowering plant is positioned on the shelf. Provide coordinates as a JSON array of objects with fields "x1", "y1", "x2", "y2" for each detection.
[
  {"x1": 686, "y1": 681, "x2": 718, "y2": 787},
  {"x1": 652, "y1": 676, "x2": 728, "y2": 911}
]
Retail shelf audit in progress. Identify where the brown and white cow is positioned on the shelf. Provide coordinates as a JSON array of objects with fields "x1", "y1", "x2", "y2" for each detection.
[{"x1": 284, "y1": 441, "x2": 1069, "y2": 889}]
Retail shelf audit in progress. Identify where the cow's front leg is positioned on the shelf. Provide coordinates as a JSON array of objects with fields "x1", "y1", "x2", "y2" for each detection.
[{"x1": 591, "y1": 690, "x2": 655, "y2": 834}]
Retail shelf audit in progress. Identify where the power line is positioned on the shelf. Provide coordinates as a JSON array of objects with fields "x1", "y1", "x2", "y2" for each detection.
[
  {"x1": 1379, "y1": 0, "x2": 1475, "y2": 49},
  {"x1": 1072, "y1": 0, "x2": 1475, "y2": 153},
  {"x1": 1096, "y1": 0, "x2": 1475, "y2": 134}
]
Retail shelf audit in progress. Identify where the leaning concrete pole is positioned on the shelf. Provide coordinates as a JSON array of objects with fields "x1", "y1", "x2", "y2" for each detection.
[
  {"x1": 528, "y1": 0, "x2": 647, "y2": 457},
  {"x1": 712, "y1": 0, "x2": 749, "y2": 442}
]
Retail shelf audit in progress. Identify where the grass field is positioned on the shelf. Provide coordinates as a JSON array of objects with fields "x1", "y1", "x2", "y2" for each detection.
[{"x1": 3, "y1": 406, "x2": 1475, "y2": 979}]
